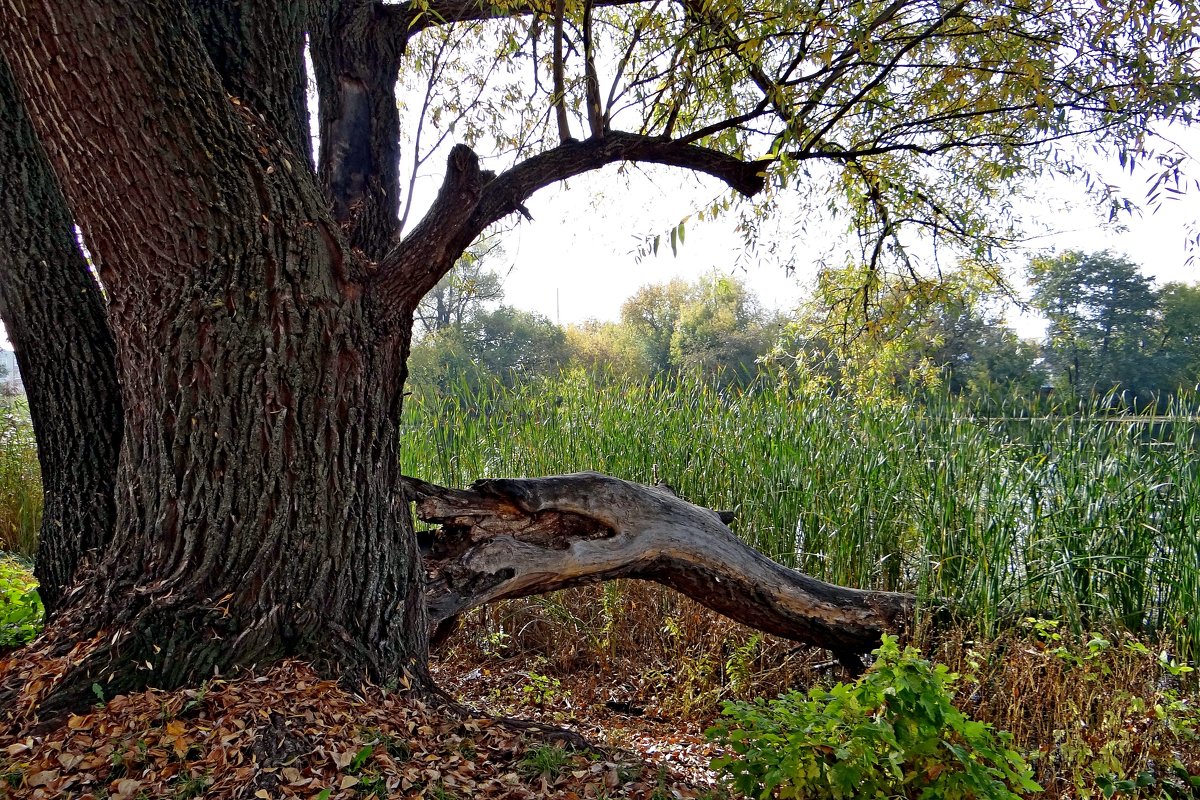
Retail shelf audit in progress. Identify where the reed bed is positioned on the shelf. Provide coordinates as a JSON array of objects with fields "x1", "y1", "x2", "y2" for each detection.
[
  {"x1": 399, "y1": 372, "x2": 1200, "y2": 659},
  {"x1": 0, "y1": 401, "x2": 40, "y2": 557},
  {"x1": 0, "y1": 380, "x2": 1195, "y2": 794}
]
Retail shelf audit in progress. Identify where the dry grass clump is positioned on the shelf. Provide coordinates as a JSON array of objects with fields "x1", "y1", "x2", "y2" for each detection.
[
  {"x1": 932, "y1": 621, "x2": 1200, "y2": 798},
  {"x1": 438, "y1": 582, "x2": 834, "y2": 720}
]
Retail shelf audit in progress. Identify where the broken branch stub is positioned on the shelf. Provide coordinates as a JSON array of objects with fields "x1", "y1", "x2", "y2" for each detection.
[{"x1": 406, "y1": 472, "x2": 916, "y2": 670}]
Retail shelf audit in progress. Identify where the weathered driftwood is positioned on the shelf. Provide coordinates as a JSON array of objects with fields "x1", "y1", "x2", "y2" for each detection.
[{"x1": 405, "y1": 472, "x2": 915, "y2": 670}]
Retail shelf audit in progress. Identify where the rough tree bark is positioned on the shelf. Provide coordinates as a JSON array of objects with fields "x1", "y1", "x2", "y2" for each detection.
[
  {"x1": 0, "y1": 56, "x2": 123, "y2": 615},
  {"x1": 408, "y1": 473, "x2": 915, "y2": 670},
  {"x1": 312, "y1": 0, "x2": 407, "y2": 259},
  {"x1": 1, "y1": 1, "x2": 428, "y2": 713},
  {"x1": 188, "y1": 0, "x2": 314, "y2": 166}
]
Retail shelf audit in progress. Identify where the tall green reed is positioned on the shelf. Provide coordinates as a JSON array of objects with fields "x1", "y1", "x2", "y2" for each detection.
[
  {"x1": 400, "y1": 372, "x2": 1200, "y2": 657},
  {"x1": 0, "y1": 400, "x2": 41, "y2": 557}
]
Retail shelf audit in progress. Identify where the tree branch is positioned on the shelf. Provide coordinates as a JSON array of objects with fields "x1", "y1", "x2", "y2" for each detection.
[
  {"x1": 552, "y1": 0, "x2": 574, "y2": 142},
  {"x1": 369, "y1": 144, "x2": 491, "y2": 314},
  {"x1": 407, "y1": 472, "x2": 916, "y2": 671},
  {"x1": 312, "y1": 0, "x2": 408, "y2": 260},
  {"x1": 583, "y1": 0, "x2": 605, "y2": 137},
  {"x1": 469, "y1": 130, "x2": 769, "y2": 235},
  {"x1": 383, "y1": 0, "x2": 646, "y2": 36},
  {"x1": 369, "y1": 132, "x2": 768, "y2": 322}
]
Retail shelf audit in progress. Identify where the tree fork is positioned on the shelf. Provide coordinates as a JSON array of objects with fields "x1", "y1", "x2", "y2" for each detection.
[{"x1": 407, "y1": 472, "x2": 916, "y2": 671}]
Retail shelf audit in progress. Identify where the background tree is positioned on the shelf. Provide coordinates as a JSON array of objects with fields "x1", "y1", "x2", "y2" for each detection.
[
  {"x1": 620, "y1": 279, "x2": 694, "y2": 376},
  {"x1": 1153, "y1": 282, "x2": 1200, "y2": 395},
  {"x1": 1029, "y1": 251, "x2": 1160, "y2": 401},
  {"x1": 1, "y1": 0, "x2": 1198, "y2": 715},
  {"x1": 616, "y1": 275, "x2": 778, "y2": 383},
  {"x1": 775, "y1": 264, "x2": 1039, "y2": 402},
  {"x1": 923, "y1": 300, "x2": 1041, "y2": 399},
  {"x1": 564, "y1": 320, "x2": 646, "y2": 376},
  {"x1": 670, "y1": 274, "x2": 781, "y2": 384},
  {"x1": 472, "y1": 307, "x2": 571, "y2": 382},
  {"x1": 414, "y1": 236, "x2": 508, "y2": 336}
]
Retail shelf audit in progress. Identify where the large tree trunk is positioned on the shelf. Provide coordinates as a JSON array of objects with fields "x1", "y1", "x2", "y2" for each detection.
[
  {"x1": 0, "y1": 0, "x2": 428, "y2": 714},
  {"x1": 0, "y1": 56, "x2": 123, "y2": 614},
  {"x1": 0, "y1": 0, "x2": 810, "y2": 724}
]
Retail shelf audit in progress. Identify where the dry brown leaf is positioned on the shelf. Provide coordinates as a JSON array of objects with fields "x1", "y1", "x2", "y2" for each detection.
[
  {"x1": 25, "y1": 770, "x2": 59, "y2": 787},
  {"x1": 111, "y1": 777, "x2": 141, "y2": 798}
]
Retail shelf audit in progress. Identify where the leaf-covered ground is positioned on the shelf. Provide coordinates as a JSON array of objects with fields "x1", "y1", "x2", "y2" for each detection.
[
  {"x1": 429, "y1": 660, "x2": 725, "y2": 791},
  {"x1": 0, "y1": 656, "x2": 723, "y2": 800}
]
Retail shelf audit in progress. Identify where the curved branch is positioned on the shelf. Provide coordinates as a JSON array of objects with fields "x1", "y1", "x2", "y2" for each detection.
[
  {"x1": 369, "y1": 144, "x2": 490, "y2": 313},
  {"x1": 468, "y1": 130, "x2": 769, "y2": 239},
  {"x1": 370, "y1": 133, "x2": 768, "y2": 322},
  {"x1": 407, "y1": 472, "x2": 916, "y2": 671},
  {"x1": 383, "y1": 0, "x2": 645, "y2": 36}
]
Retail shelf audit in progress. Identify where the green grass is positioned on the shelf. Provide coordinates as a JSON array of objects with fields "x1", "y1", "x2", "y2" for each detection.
[
  {"x1": 0, "y1": 400, "x2": 40, "y2": 557},
  {"x1": 517, "y1": 743, "x2": 573, "y2": 779},
  {"x1": 0, "y1": 553, "x2": 43, "y2": 647},
  {"x1": 400, "y1": 371, "x2": 1200, "y2": 658}
]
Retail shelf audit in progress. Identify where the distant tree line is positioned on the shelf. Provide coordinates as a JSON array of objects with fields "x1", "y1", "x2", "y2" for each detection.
[
  {"x1": 407, "y1": 248, "x2": 1200, "y2": 408},
  {"x1": 408, "y1": 257, "x2": 784, "y2": 393}
]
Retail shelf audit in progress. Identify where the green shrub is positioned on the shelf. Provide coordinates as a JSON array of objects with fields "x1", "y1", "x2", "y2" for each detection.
[
  {"x1": 0, "y1": 554, "x2": 43, "y2": 647},
  {"x1": 707, "y1": 635, "x2": 1041, "y2": 799}
]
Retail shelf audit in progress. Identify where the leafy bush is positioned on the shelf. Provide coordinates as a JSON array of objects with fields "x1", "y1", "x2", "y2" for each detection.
[
  {"x1": 707, "y1": 635, "x2": 1041, "y2": 799},
  {"x1": 0, "y1": 554, "x2": 43, "y2": 647}
]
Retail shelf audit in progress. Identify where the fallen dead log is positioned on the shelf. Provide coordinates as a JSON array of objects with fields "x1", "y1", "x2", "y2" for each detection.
[{"x1": 406, "y1": 472, "x2": 915, "y2": 671}]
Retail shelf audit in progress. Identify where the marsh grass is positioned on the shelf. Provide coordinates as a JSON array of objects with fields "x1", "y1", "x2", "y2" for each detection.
[
  {"x1": 0, "y1": 376, "x2": 1196, "y2": 795},
  {"x1": 2, "y1": 372, "x2": 1193, "y2": 656},
  {"x1": 0, "y1": 401, "x2": 40, "y2": 558},
  {"x1": 401, "y1": 372, "x2": 1200, "y2": 659}
]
